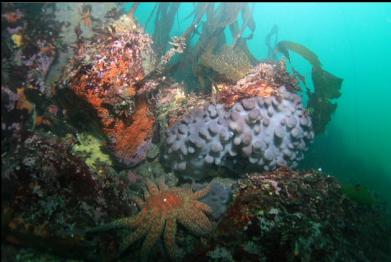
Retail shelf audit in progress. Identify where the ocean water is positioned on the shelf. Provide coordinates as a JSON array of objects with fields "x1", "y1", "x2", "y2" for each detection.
[
  {"x1": 130, "y1": 2, "x2": 391, "y2": 202},
  {"x1": 2, "y1": 2, "x2": 391, "y2": 261}
]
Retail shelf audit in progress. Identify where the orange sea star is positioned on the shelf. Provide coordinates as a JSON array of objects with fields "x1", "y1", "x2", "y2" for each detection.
[{"x1": 91, "y1": 177, "x2": 213, "y2": 261}]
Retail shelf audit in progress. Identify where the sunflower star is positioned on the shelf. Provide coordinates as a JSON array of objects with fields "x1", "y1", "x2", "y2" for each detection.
[{"x1": 91, "y1": 177, "x2": 213, "y2": 261}]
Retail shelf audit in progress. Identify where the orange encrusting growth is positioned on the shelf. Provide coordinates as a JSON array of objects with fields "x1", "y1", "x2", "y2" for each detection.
[
  {"x1": 16, "y1": 88, "x2": 34, "y2": 113},
  {"x1": 216, "y1": 82, "x2": 277, "y2": 108},
  {"x1": 107, "y1": 96, "x2": 155, "y2": 163},
  {"x1": 67, "y1": 23, "x2": 153, "y2": 164},
  {"x1": 69, "y1": 60, "x2": 153, "y2": 164}
]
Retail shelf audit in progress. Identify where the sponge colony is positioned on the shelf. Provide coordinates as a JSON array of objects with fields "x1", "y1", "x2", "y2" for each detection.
[{"x1": 162, "y1": 86, "x2": 314, "y2": 179}]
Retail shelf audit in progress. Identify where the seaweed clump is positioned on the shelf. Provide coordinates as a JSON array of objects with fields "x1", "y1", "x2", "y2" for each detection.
[
  {"x1": 308, "y1": 66, "x2": 342, "y2": 134},
  {"x1": 199, "y1": 45, "x2": 253, "y2": 83},
  {"x1": 187, "y1": 168, "x2": 391, "y2": 261},
  {"x1": 275, "y1": 41, "x2": 343, "y2": 134},
  {"x1": 147, "y1": 3, "x2": 258, "y2": 93}
]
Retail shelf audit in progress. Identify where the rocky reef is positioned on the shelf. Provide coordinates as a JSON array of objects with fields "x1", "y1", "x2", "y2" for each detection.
[
  {"x1": 162, "y1": 86, "x2": 314, "y2": 179},
  {"x1": 60, "y1": 12, "x2": 156, "y2": 167},
  {"x1": 187, "y1": 168, "x2": 391, "y2": 262},
  {"x1": 1, "y1": 131, "x2": 135, "y2": 260},
  {"x1": 2, "y1": 3, "x2": 389, "y2": 262}
]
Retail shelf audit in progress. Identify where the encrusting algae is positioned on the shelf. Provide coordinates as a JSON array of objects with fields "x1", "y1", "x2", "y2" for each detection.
[
  {"x1": 72, "y1": 133, "x2": 112, "y2": 171},
  {"x1": 11, "y1": 33, "x2": 23, "y2": 48}
]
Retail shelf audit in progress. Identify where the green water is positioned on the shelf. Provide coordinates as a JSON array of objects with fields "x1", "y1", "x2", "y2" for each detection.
[{"x1": 129, "y1": 3, "x2": 391, "y2": 203}]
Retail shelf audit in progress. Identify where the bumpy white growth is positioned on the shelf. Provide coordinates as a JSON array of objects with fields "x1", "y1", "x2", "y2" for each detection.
[{"x1": 162, "y1": 86, "x2": 314, "y2": 179}]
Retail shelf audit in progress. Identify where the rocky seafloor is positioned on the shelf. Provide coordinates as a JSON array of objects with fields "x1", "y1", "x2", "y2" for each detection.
[{"x1": 1, "y1": 3, "x2": 391, "y2": 262}]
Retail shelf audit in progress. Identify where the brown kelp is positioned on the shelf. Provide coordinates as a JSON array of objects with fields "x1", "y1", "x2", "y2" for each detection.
[
  {"x1": 265, "y1": 24, "x2": 279, "y2": 60},
  {"x1": 151, "y1": 3, "x2": 181, "y2": 58},
  {"x1": 148, "y1": 3, "x2": 258, "y2": 93},
  {"x1": 276, "y1": 41, "x2": 322, "y2": 67},
  {"x1": 309, "y1": 66, "x2": 343, "y2": 133},
  {"x1": 275, "y1": 40, "x2": 343, "y2": 134}
]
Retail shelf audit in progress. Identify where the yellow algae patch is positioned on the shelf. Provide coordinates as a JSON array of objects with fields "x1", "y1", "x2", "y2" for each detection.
[{"x1": 11, "y1": 34, "x2": 23, "y2": 48}]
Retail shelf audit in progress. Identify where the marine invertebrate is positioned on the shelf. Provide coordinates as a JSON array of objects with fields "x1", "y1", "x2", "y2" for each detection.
[
  {"x1": 192, "y1": 178, "x2": 234, "y2": 220},
  {"x1": 89, "y1": 177, "x2": 213, "y2": 261},
  {"x1": 162, "y1": 86, "x2": 314, "y2": 179}
]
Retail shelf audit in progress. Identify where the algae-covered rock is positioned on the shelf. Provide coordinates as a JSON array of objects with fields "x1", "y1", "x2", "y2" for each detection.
[{"x1": 186, "y1": 168, "x2": 391, "y2": 262}]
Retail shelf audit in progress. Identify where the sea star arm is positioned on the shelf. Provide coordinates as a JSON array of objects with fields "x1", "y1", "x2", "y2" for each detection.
[
  {"x1": 191, "y1": 210, "x2": 213, "y2": 235},
  {"x1": 192, "y1": 183, "x2": 212, "y2": 200},
  {"x1": 164, "y1": 217, "x2": 180, "y2": 261},
  {"x1": 178, "y1": 209, "x2": 212, "y2": 236},
  {"x1": 140, "y1": 212, "x2": 165, "y2": 261},
  {"x1": 193, "y1": 200, "x2": 213, "y2": 214},
  {"x1": 177, "y1": 210, "x2": 202, "y2": 235},
  {"x1": 145, "y1": 178, "x2": 159, "y2": 195},
  {"x1": 143, "y1": 186, "x2": 150, "y2": 199},
  {"x1": 158, "y1": 176, "x2": 169, "y2": 191},
  {"x1": 87, "y1": 212, "x2": 144, "y2": 233},
  {"x1": 118, "y1": 212, "x2": 154, "y2": 255},
  {"x1": 130, "y1": 195, "x2": 145, "y2": 209}
]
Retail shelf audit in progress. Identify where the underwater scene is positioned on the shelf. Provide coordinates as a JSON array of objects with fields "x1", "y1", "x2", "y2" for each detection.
[{"x1": 1, "y1": 2, "x2": 391, "y2": 261}]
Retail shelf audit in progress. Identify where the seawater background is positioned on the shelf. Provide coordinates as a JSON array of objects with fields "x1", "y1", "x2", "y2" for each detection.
[{"x1": 125, "y1": 3, "x2": 391, "y2": 203}]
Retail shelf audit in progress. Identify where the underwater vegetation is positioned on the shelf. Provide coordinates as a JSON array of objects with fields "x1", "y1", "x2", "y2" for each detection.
[
  {"x1": 275, "y1": 41, "x2": 343, "y2": 134},
  {"x1": 1, "y1": 2, "x2": 390, "y2": 262},
  {"x1": 341, "y1": 183, "x2": 376, "y2": 206}
]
